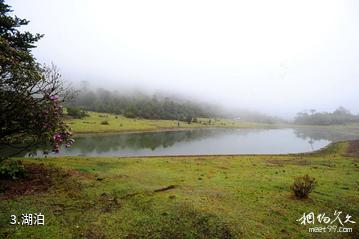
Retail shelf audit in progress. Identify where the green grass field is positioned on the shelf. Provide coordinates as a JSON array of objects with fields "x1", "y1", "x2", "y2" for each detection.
[
  {"x1": 1, "y1": 141, "x2": 358, "y2": 238},
  {"x1": 66, "y1": 111, "x2": 275, "y2": 134}
]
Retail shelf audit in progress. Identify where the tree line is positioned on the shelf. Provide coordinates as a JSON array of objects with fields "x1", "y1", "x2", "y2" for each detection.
[
  {"x1": 294, "y1": 107, "x2": 359, "y2": 125},
  {"x1": 67, "y1": 88, "x2": 217, "y2": 122}
]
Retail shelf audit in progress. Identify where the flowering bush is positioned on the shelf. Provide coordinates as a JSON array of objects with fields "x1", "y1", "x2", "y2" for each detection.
[
  {"x1": 0, "y1": 64, "x2": 76, "y2": 157},
  {"x1": 0, "y1": 2, "x2": 75, "y2": 158},
  {"x1": 44, "y1": 94, "x2": 75, "y2": 153}
]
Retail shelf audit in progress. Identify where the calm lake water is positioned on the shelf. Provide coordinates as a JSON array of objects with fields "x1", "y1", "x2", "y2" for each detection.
[{"x1": 23, "y1": 127, "x2": 359, "y2": 157}]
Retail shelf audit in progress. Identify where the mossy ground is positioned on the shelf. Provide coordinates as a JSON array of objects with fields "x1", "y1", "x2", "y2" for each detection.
[
  {"x1": 1, "y1": 142, "x2": 358, "y2": 238},
  {"x1": 67, "y1": 112, "x2": 274, "y2": 134}
]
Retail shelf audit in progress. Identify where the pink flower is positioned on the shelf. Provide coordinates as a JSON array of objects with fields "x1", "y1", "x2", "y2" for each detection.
[
  {"x1": 53, "y1": 133, "x2": 62, "y2": 142},
  {"x1": 49, "y1": 95, "x2": 59, "y2": 101}
]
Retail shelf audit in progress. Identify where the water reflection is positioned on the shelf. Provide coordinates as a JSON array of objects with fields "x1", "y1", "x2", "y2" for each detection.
[
  {"x1": 294, "y1": 127, "x2": 359, "y2": 142},
  {"x1": 17, "y1": 126, "x2": 359, "y2": 157},
  {"x1": 72, "y1": 130, "x2": 217, "y2": 153}
]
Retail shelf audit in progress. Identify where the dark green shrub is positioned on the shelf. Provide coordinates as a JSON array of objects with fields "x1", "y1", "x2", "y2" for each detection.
[
  {"x1": 124, "y1": 111, "x2": 136, "y2": 118},
  {"x1": 67, "y1": 107, "x2": 88, "y2": 119},
  {"x1": 101, "y1": 120, "x2": 109, "y2": 125},
  {"x1": 185, "y1": 115, "x2": 193, "y2": 124},
  {"x1": 0, "y1": 160, "x2": 26, "y2": 179},
  {"x1": 291, "y1": 174, "x2": 316, "y2": 198}
]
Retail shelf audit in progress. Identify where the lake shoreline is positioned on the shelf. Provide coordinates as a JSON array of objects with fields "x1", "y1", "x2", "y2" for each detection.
[
  {"x1": 3, "y1": 140, "x2": 358, "y2": 238},
  {"x1": 24, "y1": 128, "x2": 337, "y2": 158},
  {"x1": 68, "y1": 112, "x2": 359, "y2": 135},
  {"x1": 72, "y1": 125, "x2": 280, "y2": 136},
  {"x1": 26, "y1": 140, "x2": 336, "y2": 159}
]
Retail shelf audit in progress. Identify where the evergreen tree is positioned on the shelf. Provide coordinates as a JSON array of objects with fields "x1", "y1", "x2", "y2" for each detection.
[{"x1": 0, "y1": 0, "x2": 73, "y2": 158}]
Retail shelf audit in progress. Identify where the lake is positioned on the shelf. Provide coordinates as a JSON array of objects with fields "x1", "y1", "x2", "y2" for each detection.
[{"x1": 24, "y1": 127, "x2": 359, "y2": 157}]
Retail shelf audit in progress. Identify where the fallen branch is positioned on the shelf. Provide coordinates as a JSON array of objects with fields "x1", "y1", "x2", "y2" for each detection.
[
  {"x1": 118, "y1": 185, "x2": 177, "y2": 200},
  {"x1": 119, "y1": 192, "x2": 141, "y2": 199},
  {"x1": 154, "y1": 185, "x2": 176, "y2": 192}
]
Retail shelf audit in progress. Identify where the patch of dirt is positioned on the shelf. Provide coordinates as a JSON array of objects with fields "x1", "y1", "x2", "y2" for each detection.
[
  {"x1": 217, "y1": 166, "x2": 230, "y2": 170},
  {"x1": 83, "y1": 229, "x2": 107, "y2": 239},
  {"x1": 67, "y1": 168, "x2": 94, "y2": 180},
  {"x1": 288, "y1": 194, "x2": 315, "y2": 203},
  {"x1": 0, "y1": 163, "x2": 61, "y2": 199},
  {"x1": 345, "y1": 140, "x2": 359, "y2": 157},
  {"x1": 96, "y1": 192, "x2": 122, "y2": 213},
  {"x1": 0, "y1": 163, "x2": 89, "y2": 200}
]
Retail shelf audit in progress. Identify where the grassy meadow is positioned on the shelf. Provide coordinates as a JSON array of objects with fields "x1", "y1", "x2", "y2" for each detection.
[
  {"x1": 1, "y1": 141, "x2": 358, "y2": 238},
  {"x1": 66, "y1": 111, "x2": 275, "y2": 134}
]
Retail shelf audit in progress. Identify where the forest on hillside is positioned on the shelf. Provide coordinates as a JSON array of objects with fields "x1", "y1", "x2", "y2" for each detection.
[
  {"x1": 67, "y1": 88, "x2": 359, "y2": 126},
  {"x1": 67, "y1": 87, "x2": 288, "y2": 124},
  {"x1": 67, "y1": 88, "x2": 217, "y2": 121}
]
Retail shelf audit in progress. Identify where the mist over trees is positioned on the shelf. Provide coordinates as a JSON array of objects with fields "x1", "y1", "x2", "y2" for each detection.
[
  {"x1": 221, "y1": 109, "x2": 286, "y2": 124},
  {"x1": 294, "y1": 107, "x2": 359, "y2": 125},
  {"x1": 68, "y1": 82, "x2": 290, "y2": 124},
  {"x1": 68, "y1": 85, "x2": 359, "y2": 126},
  {"x1": 67, "y1": 87, "x2": 217, "y2": 121}
]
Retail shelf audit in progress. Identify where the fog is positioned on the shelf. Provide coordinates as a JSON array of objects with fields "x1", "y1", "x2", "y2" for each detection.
[{"x1": 11, "y1": 0, "x2": 359, "y2": 118}]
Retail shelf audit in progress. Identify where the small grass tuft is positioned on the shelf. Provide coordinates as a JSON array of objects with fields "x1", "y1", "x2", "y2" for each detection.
[{"x1": 291, "y1": 174, "x2": 316, "y2": 199}]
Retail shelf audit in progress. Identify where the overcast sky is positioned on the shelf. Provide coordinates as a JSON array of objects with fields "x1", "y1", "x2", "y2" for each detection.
[{"x1": 11, "y1": 0, "x2": 359, "y2": 118}]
